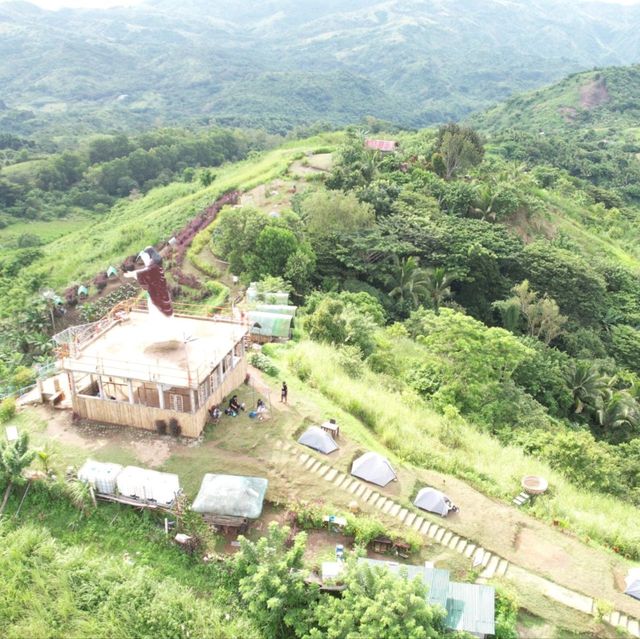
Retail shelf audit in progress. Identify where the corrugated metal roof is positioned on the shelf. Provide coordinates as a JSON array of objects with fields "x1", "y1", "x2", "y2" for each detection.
[
  {"x1": 423, "y1": 566, "x2": 450, "y2": 610},
  {"x1": 446, "y1": 582, "x2": 495, "y2": 636},
  {"x1": 357, "y1": 559, "x2": 494, "y2": 636}
]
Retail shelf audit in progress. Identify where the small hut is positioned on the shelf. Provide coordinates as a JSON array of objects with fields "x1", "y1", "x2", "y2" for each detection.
[
  {"x1": 116, "y1": 466, "x2": 181, "y2": 507},
  {"x1": 106, "y1": 266, "x2": 118, "y2": 277}
]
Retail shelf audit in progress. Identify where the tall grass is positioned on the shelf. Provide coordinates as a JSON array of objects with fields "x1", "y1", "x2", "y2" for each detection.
[{"x1": 280, "y1": 340, "x2": 640, "y2": 559}]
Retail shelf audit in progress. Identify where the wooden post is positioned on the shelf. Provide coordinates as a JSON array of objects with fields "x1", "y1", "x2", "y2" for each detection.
[
  {"x1": 68, "y1": 372, "x2": 76, "y2": 396},
  {"x1": 157, "y1": 384, "x2": 165, "y2": 409},
  {"x1": 164, "y1": 517, "x2": 169, "y2": 536},
  {"x1": 36, "y1": 378, "x2": 44, "y2": 403},
  {"x1": 218, "y1": 364, "x2": 224, "y2": 386},
  {"x1": 127, "y1": 379, "x2": 134, "y2": 404},
  {"x1": 190, "y1": 389, "x2": 196, "y2": 413},
  {"x1": 97, "y1": 375, "x2": 104, "y2": 399}
]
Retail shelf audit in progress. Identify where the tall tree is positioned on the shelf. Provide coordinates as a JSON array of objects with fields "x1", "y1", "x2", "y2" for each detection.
[
  {"x1": 434, "y1": 123, "x2": 484, "y2": 180},
  {"x1": 424, "y1": 267, "x2": 456, "y2": 315},
  {"x1": 385, "y1": 255, "x2": 429, "y2": 311}
]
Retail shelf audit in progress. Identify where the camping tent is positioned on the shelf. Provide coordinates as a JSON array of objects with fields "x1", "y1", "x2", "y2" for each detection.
[
  {"x1": 351, "y1": 452, "x2": 396, "y2": 487},
  {"x1": 414, "y1": 487, "x2": 453, "y2": 517},
  {"x1": 192, "y1": 474, "x2": 268, "y2": 519},
  {"x1": 247, "y1": 311, "x2": 293, "y2": 339},
  {"x1": 625, "y1": 568, "x2": 640, "y2": 600},
  {"x1": 116, "y1": 466, "x2": 180, "y2": 506},
  {"x1": 107, "y1": 266, "x2": 118, "y2": 277},
  {"x1": 77, "y1": 285, "x2": 89, "y2": 296},
  {"x1": 78, "y1": 459, "x2": 123, "y2": 495},
  {"x1": 298, "y1": 426, "x2": 339, "y2": 454},
  {"x1": 255, "y1": 304, "x2": 297, "y2": 317}
]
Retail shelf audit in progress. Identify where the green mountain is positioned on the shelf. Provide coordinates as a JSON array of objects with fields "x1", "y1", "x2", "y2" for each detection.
[
  {"x1": 1, "y1": 0, "x2": 640, "y2": 135},
  {"x1": 472, "y1": 65, "x2": 640, "y2": 133}
]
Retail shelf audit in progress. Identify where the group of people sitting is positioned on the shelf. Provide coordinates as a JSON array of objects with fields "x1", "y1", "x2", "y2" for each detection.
[{"x1": 208, "y1": 396, "x2": 268, "y2": 421}]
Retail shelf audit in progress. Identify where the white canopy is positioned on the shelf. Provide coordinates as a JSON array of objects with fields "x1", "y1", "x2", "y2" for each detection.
[
  {"x1": 298, "y1": 426, "x2": 339, "y2": 454},
  {"x1": 351, "y1": 452, "x2": 396, "y2": 487},
  {"x1": 116, "y1": 466, "x2": 180, "y2": 506},
  {"x1": 414, "y1": 487, "x2": 452, "y2": 517}
]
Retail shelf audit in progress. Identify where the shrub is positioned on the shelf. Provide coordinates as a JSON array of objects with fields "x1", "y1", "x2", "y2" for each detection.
[
  {"x1": 168, "y1": 418, "x2": 181, "y2": 437},
  {"x1": 494, "y1": 586, "x2": 519, "y2": 639},
  {"x1": 287, "y1": 354, "x2": 311, "y2": 382},
  {"x1": 345, "y1": 514, "x2": 386, "y2": 545},
  {"x1": 94, "y1": 272, "x2": 108, "y2": 292},
  {"x1": 155, "y1": 419, "x2": 167, "y2": 435},
  {"x1": 249, "y1": 352, "x2": 279, "y2": 377},
  {"x1": 337, "y1": 345, "x2": 364, "y2": 379},
  {"x1": 0, "y1": 397, "x2": 17, "y2": 423}
]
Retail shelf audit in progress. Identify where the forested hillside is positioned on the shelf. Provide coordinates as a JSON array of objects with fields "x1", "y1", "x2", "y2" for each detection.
[{"x1": 2, "y1": 0, "x2": 640, "y2": 135}]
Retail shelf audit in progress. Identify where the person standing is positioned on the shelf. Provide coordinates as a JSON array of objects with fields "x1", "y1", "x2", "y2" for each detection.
[{"x1": 281, "y1": 381, "x2": 288, "y2": 404}]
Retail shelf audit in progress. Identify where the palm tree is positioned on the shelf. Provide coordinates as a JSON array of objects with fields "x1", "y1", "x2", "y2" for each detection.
[
  {"x1": 565, "y1": 361, "x2": 610, "y2": 415},
  {"x1": 0, "y1": 432, "x2": 35, "y2": 514},
  {"x1": 424, "y1": 267, "x2": 456, "y2": 315},
  {"x1": 385, "y1": 255, "x2": 429, "y2": 310},
  {"x1": 596, "y1": 391, "x2": 640, "y2": 441}
]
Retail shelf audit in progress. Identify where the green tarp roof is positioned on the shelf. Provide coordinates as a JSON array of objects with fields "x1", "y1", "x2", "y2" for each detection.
[
  {"x1": 247, "y1": 311, "x2": 292, "y2": 338},
  {"x1": 255, "y1": 304, "x2": 297, "y2": 317},
  {"x1": 191, "y1": 474, "x2": 268, "y2": 519}
]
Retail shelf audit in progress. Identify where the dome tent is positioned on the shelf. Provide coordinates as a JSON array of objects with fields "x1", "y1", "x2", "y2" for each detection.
[
  {"x1": 625, "y1": 568, "x2": 640, "y2": 600},
  {"x1": 414, "y1": 487, "x2": 453, "y2": 517},
  {"x1": 298, "y1": 426, "x2": 338, "y2": 454},
  {"x1": 351, "y1": 452, "x2": 396, "y2": 487}
]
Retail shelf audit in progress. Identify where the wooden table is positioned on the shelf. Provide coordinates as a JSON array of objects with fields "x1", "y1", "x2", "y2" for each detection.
[{"x1": 320, "y1": 421, "x2": 340, "y2": 438}]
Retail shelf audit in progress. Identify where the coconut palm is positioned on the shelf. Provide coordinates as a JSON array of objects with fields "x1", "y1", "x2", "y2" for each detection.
[
  {"x1": 565, "y1": 361, "x2": 610, "y2": 415},
  {"x1": 596, "y1": 391, "x2": 640, "y2": 441},
  {"x1": 424, "y1": 267, "x2": 457, "y2": 315},
  {"x1": 385, "y1": 255, "x2": 429, "y2": 310}
]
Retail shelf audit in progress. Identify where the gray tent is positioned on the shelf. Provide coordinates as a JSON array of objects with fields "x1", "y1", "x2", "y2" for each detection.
[
  {"x1": 351, "y1": 452, "x2": 396, "y2": 487},
  {"x1": 298, "y1": 426, "x2": 338, "y2": 454},
  {"x1": 192, "y1": 474, "x2": 268, "y2": 519},
  {"x1": 414, "y1": 487, "x2": 453, "y2": 517},
  {"x1": 626, "y1": 580, "x2": 640, "y2": 600}
]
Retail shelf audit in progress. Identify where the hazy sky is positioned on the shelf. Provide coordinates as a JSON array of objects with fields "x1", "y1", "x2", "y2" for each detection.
[{"x1": 22, "y1": 0, "x2": 640, "y2": 8}]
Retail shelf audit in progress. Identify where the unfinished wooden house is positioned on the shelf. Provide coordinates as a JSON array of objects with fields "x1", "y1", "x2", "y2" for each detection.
[{"x1": 58, "y1": 307, "x2": 248, "y2": 437}]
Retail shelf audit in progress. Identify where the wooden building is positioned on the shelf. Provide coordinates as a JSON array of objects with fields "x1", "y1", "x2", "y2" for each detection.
[{"x1": 60, "y1": 308, "x2": 248, "y2": 438}]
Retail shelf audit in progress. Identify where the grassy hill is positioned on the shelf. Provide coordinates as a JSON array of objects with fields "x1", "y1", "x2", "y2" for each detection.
[{"x1": 472, "y1": 65, "x2": 640, "y2": 134}]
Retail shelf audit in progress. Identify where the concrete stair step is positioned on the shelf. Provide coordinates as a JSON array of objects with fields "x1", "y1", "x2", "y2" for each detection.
[
  {"x1": 376, "y1": 496, "x2": 389, "y2": 510},
  {"x1": 441, "y1": 531, "x2": 453, "y2": 546},
  {"x1": 309, "y1": 460, "x2": 322, "y2": 473},
  {"x1": 397, "y1": 508, "x2": 409, "y2": 523},
  {"x1": 324, "y1": 469, "x2": 338, "y2": 482},
  {"x1": 382, "y1": 500, "x2": 395, "y2": 515},
  {"x1": 316, "y1": 465, "x2": 330, "y2": 478},
  {"x1": 354, "y1": 483, "x2": 367, "y2": 497},
  {"x1": 496, "y1": 559, "x2": 509, "y2": 577},
  {"x1": 361, "y1": 488, "x2": 372, "y2": 502},
  {"x1": 481, "y1": 552, "x2": 492, "y2": 568},
  {"x1": 427, "y1": 524, "x2": 439, "y2": 538},
  {"x1": 339, "y1": 477, "x2": 353, "y2": 490},
  {"x1": 434, "y1": 528, "x2": 445, "y2": 543},
  {"x1": 412, "y1": 516, "x2": 425, "y2": 531},
  {"x1": 419, "y1": 521, "x2": 431, "y2": 535},
  {"x1": 304, "y1": 457, "x2": 317, "y2": 470},
  {"x1": 448, "y1": 535, "x2": 460, "y2": 550},
  {"x1": 389, "y1": 503, "x2": 401, "y2": 517},
  {"x1": 619, "y1": 614, "x2": 629, "y2": 629},
  {"x1": 405, "y1": 513, "x2": 416, "y2": 528},
  {"x1": 333, "y1": 472, "x2": 346, "y2": 486},
  {"x1": 482, "y1": 555, "x2": 499, "y2": 578},
  {"x1": 473, "y1": 548, "x2": 485, "y2": 566},
  {"x1": 465, "y1": 544, "x2": 476, "y2": 558},
  {"x1": 456, "y1": 538, "x2": 468, "y2": 553},
  {"x1": 298, "y1": 453, "x2": 309, "y2": 464},
  {"x1": 367, "y1": 492, "x2": 380, "y2": 505},
  {"x1": 626, "y1": 618, "x2": 640, "y2": 637},
  {"x1": 348, "y1": 481, "x2": 361, "y2": 494}
]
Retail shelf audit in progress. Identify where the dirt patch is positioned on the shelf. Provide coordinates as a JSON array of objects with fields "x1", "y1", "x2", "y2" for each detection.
[
  {"x1": 128, "y1": 439, "x2": 173, "y2": 468},
  {"x1": 35, "y1": 406, "x2": 108, "y2": 451},
  {"x1": 580, "y1": 76, "x2": 610, "y2": 109}
]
